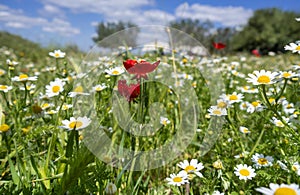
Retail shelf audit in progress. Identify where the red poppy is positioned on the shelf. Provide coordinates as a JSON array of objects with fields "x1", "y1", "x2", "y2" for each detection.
[
  {"x1": 251, "y1": 49, "x2": 260, "y2": 57},
  {"x1": 123, "y1": 59, "x2": 160, "y2": 80},
  {"x1": 213, "y1": 42, "x2": 226, "y2": 50},
  {"x1": 117, "y1": 80, "x2": 140, "y2": 102}
]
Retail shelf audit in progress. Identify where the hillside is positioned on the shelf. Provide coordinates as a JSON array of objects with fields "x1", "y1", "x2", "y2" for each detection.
[{"x1": 0, "y1": 31, "x2": 48, "y2": 62}]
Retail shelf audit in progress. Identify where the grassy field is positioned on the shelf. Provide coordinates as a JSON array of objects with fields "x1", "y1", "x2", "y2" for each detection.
[{"x1": 0, "y1": 31, "x2": 299, "y2": 195}]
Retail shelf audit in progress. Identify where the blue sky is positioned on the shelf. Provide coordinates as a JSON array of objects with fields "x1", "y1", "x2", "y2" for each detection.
[{"x1": 0, "y1": 0, "x2": 299, "y2": 51}]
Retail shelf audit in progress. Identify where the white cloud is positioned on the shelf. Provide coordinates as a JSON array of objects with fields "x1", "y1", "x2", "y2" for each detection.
[
  {"x1": 38, "y1": 4, "x2": 65, "y2": 18},
  {"x1": 42, "y1": 18, "x2": 80, "y2": 36},
  {"x1": 41, "y1": 0, "x2": 152, "y2": 14},
  {"x1": 0, "y1": 4, "x2": 80, "y2": 36},
  {"x1": 175, "y1": 2, "x2": 253, "y2": 26}
]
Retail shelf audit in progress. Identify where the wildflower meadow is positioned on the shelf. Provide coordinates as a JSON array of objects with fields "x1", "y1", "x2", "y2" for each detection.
[{"x1": 0, "y1": 24, "x2": 300, "y2": 195}]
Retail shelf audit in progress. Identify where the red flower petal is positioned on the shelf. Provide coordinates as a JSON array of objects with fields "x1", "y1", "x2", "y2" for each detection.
[
  {"x1": 213, "y1": 42, "x2": 226, "y2": 50},
  {"x1": 117, "y1": 80, "x2": 140, "y2": 101}
]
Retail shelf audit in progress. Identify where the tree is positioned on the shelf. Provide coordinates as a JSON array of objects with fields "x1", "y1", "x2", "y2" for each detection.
[
  {"x1": 93, "y1": 21, "x2": 139, "y2": 49},
  {"x1": 169, "y1": 19, "x2": 213, "y2": 46},
  {"x1": 230, "y1": 8, "x2": 300, "y2": 54}
]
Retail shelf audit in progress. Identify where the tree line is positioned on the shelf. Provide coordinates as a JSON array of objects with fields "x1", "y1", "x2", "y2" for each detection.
[{"x1": 92, "y1": 8, "x2": 300, "y2": 55}]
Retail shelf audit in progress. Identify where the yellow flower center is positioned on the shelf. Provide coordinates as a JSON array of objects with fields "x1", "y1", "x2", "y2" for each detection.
[
  {"x1": 52, "y1": 86, "x2": 60, "y2": 93},
  {"x1": 184, "y1": 165, "x2": 196, "y2": 172},
  {"x1": 213, "y1": 110, "x2": 222, "y2": 115},
  {"x1": 269, "y1": 98, "x2": 275, "y2": 104},
  {"x1": 257, "y1": 75, "x2": 271, "y2": 84},
  {"x1": 229, "y1": 95, "x2": 238, "y2": 101},
  {"x1": 112, "y1": 70, "x2": 120, "y2": 75},
  {"x1": 296, "y1": 45, "x2": 300, "y2": 51},
  {"x1": 282, "y1": 72, "x2": 291, "y2": 78},
  {"x1": 239, "y1": 169, "x2": 250, "y2": 176},
  {"x1": 0, "y1": 124, "x2": 10, "y2": 132},
  {"x1": 182, "y1": 58, "x2": 188, "y2": 63},
  {"x1": 0, "y1": 85, "x2": 7, "y2": 90},
  {"x1": 69, "y1": 121, "x2": 83, "y2": 129},
  {"x1": 276, "y1": 121, "x2": 284, "y2": 127},
  {"x1": 292, "y1": 165, "x2": 298, "y2": 171},
  {"x1": 55, "y1": 53, "x2": 60, "y2": 57},
  {"x1": 217, "y1": 101, "x2": 227, "y2": 108},
  {"x1": 173, "y1": 177, "x2": 183, "y2": 183},
  {"x1": 274, "y1": 187, "x2": 297, "y2": 195},
  {"x1": 258, "y1": 158, "x2": 268, "y2": 165},
  {"x1": 242, "y1": 128, "x2": 249, "y2": 133},
  {"x1": 74, "y1": 86, "x2": 83, "y2": 93},
  {"x1": 19, "y1": 74, "x2": 28, "y2": 80},
  {"x1": 251, "y1": 101, "x2": 259, "y2": 107}
]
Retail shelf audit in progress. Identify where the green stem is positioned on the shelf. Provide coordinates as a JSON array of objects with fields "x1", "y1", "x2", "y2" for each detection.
[{"x1": 249, "y1": 128, "x2": 265, "y2": 157}]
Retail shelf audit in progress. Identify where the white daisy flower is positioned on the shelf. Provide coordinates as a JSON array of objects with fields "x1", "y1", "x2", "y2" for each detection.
[
  {"x1": 292, "y1": 162, "x2": 300, "y2": 176},
  {"x1": 296, "y1": 17, "x2": 300, "y2": 21},
  {"x1": 11, "y1": 74, "x2": 38, "y2": 82},
  {"x1": 166, "y1": 170, "x2": 189, "y2": 186},
  {"x1": 234, "y1": 164, "x2": 256, "y2": 180},
  {"x1": 45, "y1": 78, "x2": 65, "y2": 97},
  {"x1": 41, "y1": 103, "x2": 54, "y2": 110},
  {"x1": 0, "y1": 85, "x2": 13, "y2": 93},
  {"x1": 208, "y1": 106, "x2": 227, "y2": 116},
  {"x1": 61, "y1": 116, "x2": 91, "y2": 131},
  {"x1": 278, "y1": 71, "x2": 298, "y2": 79},
  {"x1": 93, "y1": 83, "x2": 107, "y2": 92},
  {"x1": 238, "y1": 85, "x2": 258, "y2": 93},
  {"x1": 105, "y1": 67, "x2": 125, "y2": 76},
  {"x1": 284, "y1": 42, "x2": 300, "y2": 54},
  {"x1": 216, "y1": 98, "x2": 230, "y2": 109},
  {"x1": 221, "y1": 92, "x2": 244, "y2": 104},
  {"x1": 68, "y1": 86, "x2": 90, "y2": 97},
  {"x1": 239, "y1": 126, "x2": 250, "y2": 134},
  {"x1": 177, "y1": 159, "x2": 204, "y2": 178},
  {"x1": 246, "y1": 70, "x2": 278, "y2": 85},
  {"x1": 57, "y1": 104, "x2": 73, "y2": 111},
  {"x1": 160, "y1": 117, "x2": 170, "y2": 126},
  {"x1": 246, "y1": 101, "x2": 264, "y2": 113},
  {"x1": 256, "y1": 183, "x2": 300, "y2": 195},
  {"x1": 49, "y1": 49, "x2": 66, "y2": 58},
  {"x1": 271, "y1": 116, "x2": 290, "y2": 127},
  {"x1": 251, "y1": 153, "x2": 274, "y2": 168},
  {"x1": 6, "y1": 59, "x2": 18, "y2": 66}
]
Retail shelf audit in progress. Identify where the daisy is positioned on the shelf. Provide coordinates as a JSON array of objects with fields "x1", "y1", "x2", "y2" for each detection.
[
  {"x1": 41, "y1": 103, "x2": 54, "y2": 110},
  {"x1": 221, "y1": 92, "x2": 244, "y2": 104},
  {"x1": 212, "y1": 159, "x2": 223, "y2": 169},
  {"x1": 292, "y1": 162, "x2": 300, "y2": 176},
  {"x1": 45, "y1": 78, "x2": 65, "y2": 97},
  {"x1": 105, "y1": 67, "x2": 125, "y2": 76},
  {"x1": 256, "y1": 183, "x2": 300, "y2": 195},
  {"x1": 239, "y1": 126, "x2": 250, "y2": 134},
  {"x1": 234, "y1": 151, "x2": 250, "y2": 159},
  {"x1": 296, "y1": 17, "x2": 300, "y2": 21},
  {"x1": 0, "y1": 69, "x2": 6, "y2": 76},
  {"x1": 208, "y1": 106, "x2": 227, "y2": 116},
  {"x1": 271, "y1": 116, "x2": 290, "y2": 127},
  {"x1": 234, "y1": 164, "x2": 256, "y2": 180},
  {"x1": 216, "y1": 98, "x2": 230, "y2": 109},
  {"x1": 6, "y1": 59, "x2": 18, "y2": 66},
  {"x1": 238, "y1": 85, "x2": 258, "y2": 93},
  {"x1": 0, "y1": 85, "x2": 13, "y2": 93},
  {"x1": 284, "y1": 42, "x2": 300, "y2": 54},
  {"x1": 11, "y1": 74, "x2": 38, "y2": 82},
  {"x1": 251, "y1": 153, "x2": 274, "y2": 168},
  {"x1": 68, "y1": 86, "x2": 90, "y2": 97},
  {"x1": 49, "y1": 49, "x2": 66, "y2": 58},
  {"x1": 92, "y1": 83, "x2": 107, "y2": 92},
  {"x1": 247, "y1": 101, "x2": 264, "y2": 113},
  {"x1": 61, "y1": 116, "x2": 91, "y2": 131},
  {"x1": 177, "y1": 159, "x2": 204, "y2": 178},
  {"x1": 246, "y1": 70, "x2": 277, "y2": 85},
  {"x1": 278, "y1": 71, "x2": 298, "y2": 79},
  {"x1": 160, "y1": 117, "x2": 170, "y2": 126},
  {"x1": 57, "y1": 104, "x2": 73, "y2": 111},
  {"x1": 166, "y1": 171, "x2": 189, "y2": 186}
]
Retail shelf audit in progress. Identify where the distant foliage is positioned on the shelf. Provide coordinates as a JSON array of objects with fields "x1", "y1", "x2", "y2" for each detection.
[
  {"x1": 92, "y1": 21, "x2": 139, "y2": 48},
  {"x1": 230, "y1": 8, "x2": 300, "y2": 54}
]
